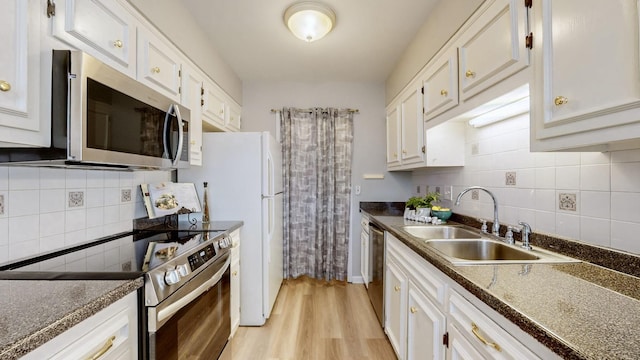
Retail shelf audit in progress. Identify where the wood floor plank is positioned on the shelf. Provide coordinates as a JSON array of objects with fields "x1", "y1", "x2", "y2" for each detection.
[{"x1": 222, "y1": 277, "x2": 396, "y2": 360}]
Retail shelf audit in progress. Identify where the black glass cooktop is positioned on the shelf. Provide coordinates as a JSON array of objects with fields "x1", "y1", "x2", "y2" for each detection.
[{"x1": 0, "y1": 229, "x2": 224, "y2": 280}]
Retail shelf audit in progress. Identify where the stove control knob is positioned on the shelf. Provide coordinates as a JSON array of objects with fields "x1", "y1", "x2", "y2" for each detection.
[
  {"x1": 218, "y1": 237, "x2": 231, "y2": 249},
  {"x1": 176, "y1": 264, "x2": 190, "y2": 277},
  {"x1": 164, "y1": 269, "x2": 181, "y2": 285}
]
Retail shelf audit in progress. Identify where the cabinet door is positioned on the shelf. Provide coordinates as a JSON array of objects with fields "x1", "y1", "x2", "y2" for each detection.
[
  {"x1": 423, "y1": 46, "x2": 459, "y2": 121},
  {"x1": 531, "y1": 0, "x2": 640, "y2": 150},
  {"x1": 446, "y1": 324, "x2": 486, "y2": 360},
  {"x1": 137, "y1": 26, "x2": 182, "y2": 102},
  {"x1": 202, "y1": 79, "x2": 227, "y2": 127},
  {"x1": 227, "y1": 102, "x2": 242, "y2": 132},
  {"x1": 360, "y1": 231, "x2": 369, "y2": 287},
  {"x1": 180, "y1": 63, "x2": 203, "y2": 166},
  {"x1": 0, "y1": 0, "x2": 46, "y2": 146},
  {"x1": 386, "y1": 104, "x2": 401, "y2": 168},
  {"x1": 400, "y1": 86, "x2": 425, "y2": 166},
  {"x1": 458, "y1": 0, "x2": 528, "y2": 101},
  {"x1": 230, "y1": 229, "x2": 241, "y2": 336},
  {"x1": 50, "y1": 0, "x2": 136, "y2": 78},
  {"x1": 385, "y1": 259, "x2": 407, "y2": 360},
  {"x1": 407, "y1": 281, "x2": 447, "y2": 360}
]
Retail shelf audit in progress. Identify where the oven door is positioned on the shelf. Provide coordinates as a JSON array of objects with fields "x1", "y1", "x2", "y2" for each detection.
[{"x1": 147, "y1": 253, "x2": 231, "y2": 360}]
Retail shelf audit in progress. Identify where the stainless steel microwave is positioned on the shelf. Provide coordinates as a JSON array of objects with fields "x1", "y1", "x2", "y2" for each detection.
[{"x1": 0, "y1": 50, "x2": 190, "y2": 169}]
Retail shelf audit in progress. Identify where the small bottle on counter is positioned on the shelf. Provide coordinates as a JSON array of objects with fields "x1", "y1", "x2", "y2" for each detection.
[{"x1": 202, "y1": 182, "x2": 210, "y2": 225}]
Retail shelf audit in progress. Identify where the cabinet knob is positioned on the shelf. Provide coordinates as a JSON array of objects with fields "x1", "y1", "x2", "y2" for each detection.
[
  {"x1": 410, "y1": 306, "x2": 418, "y2": 314},
  {"x1": 394, "y1": 285, "x2": 400, "y2": 292},
  {"x1": 0, "y1": 81, "x2": 11, "y2": 92},
  {"x1": 402, "y1": 149, "x2": 407, "y2": 154},
  {"x1": 465, "y1": 70, "x2": 476, "y2": 78},
  {"x1": 471, "y1": 322, "x2": 502, "y2": 352},
  {"x1": 113, "y1": 39, "x2": 123, "y2": 48},
  {"x1": 190, "y1": 140, "x2": 196, "y2": 145},
  {"x1": 554, "y1": 96, "x2": 568, "y2": 106},
  {"x1": 440, "y1": 89, "x2": 448, "y2": 96},
  {"x1": 232, "y1": 271, "x2": 238, "y2": 276},
  {"x1": 152, "y1": 67, "x2": 161, "y2": 74}
]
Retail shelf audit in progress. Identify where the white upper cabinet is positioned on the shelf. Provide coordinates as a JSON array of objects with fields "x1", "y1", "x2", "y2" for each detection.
[
  {"x1": 202, "y1": 78, "x2": 227, "y2": 128},
  {"x1": 386, "y1": 104, "x2": 401, "y2": 168},
  {"x1": 530, "y1": 0, "x2": 640, "y2": 151},
  {"x1": 422, "y1": 46, "x2": 459, "y2": 121},
  {"x1": 227, "y1": 101, "x2": 242, "y2": 132},
  {"x1": 400, "y1": 85, "x2": 425, "y2": 167},
  {"x1": 137, "y1": 25, "x2": 182, "y2": 102},
  {"x1": 0, "y1": 0, "x2": 46, "y2": 146},
  {"x1": 458, "y1": 0, "x2": 529, "y2": 101},
  {"x1": 50, "y1": 0, "x2": 136, "y2": 78},
  {"x1": 180, "y1": 62, "x2": 203, "y2": 166}
]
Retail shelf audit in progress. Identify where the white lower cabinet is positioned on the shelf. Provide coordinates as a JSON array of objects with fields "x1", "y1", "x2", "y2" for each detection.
[
  {"x1": 385, "y1": 233, "x2": 550, "y2": 360},
  {"x1": 230, "y1": 229, "x2": 241, "y2": 337},
  {"x1": 22, "y1": 291, "x2": 138, "y2": 360},
  {"x1": 360, "y1": 213, "x2": 370, "y2": 286}
]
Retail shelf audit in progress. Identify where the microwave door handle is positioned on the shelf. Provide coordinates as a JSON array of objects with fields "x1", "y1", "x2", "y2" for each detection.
[
  {"x1": 172, "y1": 104, "x2": 184, "y2": 166},
  {"x1": 162, "y1": 104, "x2": 173, "y2": 160}
]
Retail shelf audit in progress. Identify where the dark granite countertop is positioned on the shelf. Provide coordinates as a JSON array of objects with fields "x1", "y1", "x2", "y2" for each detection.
[
  {"x1": 364, "y1": 213, "x2": 640, "y2": 360},
  {"x1": 0, "y1": 278, "x2": 143, "y2": 360}
]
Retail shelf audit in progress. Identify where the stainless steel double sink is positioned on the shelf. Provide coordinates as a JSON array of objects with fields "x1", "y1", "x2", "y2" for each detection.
[{"x1": 400, "y1": 225, "x2": 578, "y2": 265}]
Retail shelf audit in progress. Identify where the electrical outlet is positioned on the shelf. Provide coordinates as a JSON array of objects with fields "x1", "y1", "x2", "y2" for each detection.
[
  {"x1": 416, "y1": 185, "x2": 421, "y2": 194},
  {"x1": 355, "y1": 185, "x2": 361, "y2": 195},
  {"x1": 471, "y1": 189, "x2": 480, "y2": 200},
  {"x1": 505, "y1": 171, "x2": 516, "y2": 186},
  {"x1": 0, "y1": 194, "x2": 4, "y2": 215},
  {"x1": 435, "y1": 186, "x2": 442, "y2": 194}
]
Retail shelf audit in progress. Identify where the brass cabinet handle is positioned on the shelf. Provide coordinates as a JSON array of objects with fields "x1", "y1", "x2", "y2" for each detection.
[
  {"x1": 393, "y1": 153, "x2": 398, "y2": 158},
  {"x1": 440, "y1": 89, "x2": 448, "y2": 96},
  {"x1": 87, "y1": 335, "x2": 116, "y2": 360},
  {"x1": 394, "y1": 285, "x2": 400, "y2": 292},
  {"x1": 402, "y1": 149, "x2": 407, "y2": 154},
  {"x1": 0, "y1": 81, "x2": 11, "y2": 92},
  {"x1": 113, "y1": 39, "x2": 123, "y2": 48},
  {"x1": 554, "y1": 96, "x2": 568, "y2": 106},
  {"x1": 471, "y1": 323, "x2": 501, "y2": 352},
  {"x1": 151, "y1": 66, "x2": 161, "y2": 74},
  {"x1": 410, "y1": 306, "x2": 417, "y2": 314},
  {"x1": 232, "y1": 271, "x2": 238, "y2": 276},
  {"x1": 465, "y1": 70, "x2": 476, "y2": 78}
]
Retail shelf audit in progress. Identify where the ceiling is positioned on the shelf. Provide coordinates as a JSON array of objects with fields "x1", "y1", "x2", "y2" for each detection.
[{"x1": 182, "y1": 0, "x2": 441, "y2": 83}]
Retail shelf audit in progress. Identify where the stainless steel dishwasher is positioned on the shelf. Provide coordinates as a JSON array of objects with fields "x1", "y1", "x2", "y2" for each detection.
[{"x1": 367, "y1": 223, "x2": 384, "y2": 327}]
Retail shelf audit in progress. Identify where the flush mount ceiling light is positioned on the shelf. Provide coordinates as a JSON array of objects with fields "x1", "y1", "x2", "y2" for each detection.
[{"x1": 284, "y1": 2, "x2": 336, "y2": 42}]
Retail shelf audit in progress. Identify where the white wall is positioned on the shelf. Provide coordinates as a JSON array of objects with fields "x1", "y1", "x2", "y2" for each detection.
[
  {"x1": 413, "y1": 114, "x2": 640, "y2": 255},
  {"x1": 242, "y1": 81, "x2": 413, "y2": 281},
  {"x1": 0, "y1": 167, "x2": 172, "y2": 264}
]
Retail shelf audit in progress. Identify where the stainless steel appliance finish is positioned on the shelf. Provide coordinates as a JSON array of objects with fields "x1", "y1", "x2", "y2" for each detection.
[
  {"x1": 0, "y1": 50, "x2": 190, "y2": 169},
  {"x1": 368, "y1": 223, "x2": 384, "y2": 327}
]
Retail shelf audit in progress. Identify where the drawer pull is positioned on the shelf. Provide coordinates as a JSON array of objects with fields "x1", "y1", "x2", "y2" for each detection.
[
  {"x1": 465, "y1": 70, "x2": 476, "y2": 78},
  {"x1": 554, "y1": 96, "x2": 568, "y2": 106},
  {"x1": 410, "y1": 306, "x2": 417, "y2": 314},
  {"x1": 113, "y1": 39, "x2": 123, "y2": 48},
  {"x1": 440, "y1": 89, "x2": 448, "y2": 96},
  {"x1": 0, "y1": 81, "x2": 11, "y2": 92},
  {"x1": 152, "y1": 66, "x2": 161, "y2": 74},
  {"x1": 394, "y1": 285, "x2": 400, "y2": 292},
  {"x1": 471, "y1": 322, "x2": 501, "y2": 352},
  {"x1": 87, "y1": 335, "x2": 116, "y2": 360}
]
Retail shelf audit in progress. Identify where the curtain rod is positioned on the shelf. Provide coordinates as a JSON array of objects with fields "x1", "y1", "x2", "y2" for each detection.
[{"x1": 270, "y1": 108, "x2": 359, "y2": 114}]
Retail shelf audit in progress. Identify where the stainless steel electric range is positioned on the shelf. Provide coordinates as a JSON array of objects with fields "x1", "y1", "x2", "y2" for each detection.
[{"x1": 0, "y1": 226, "x2": 234, "y2": 360}]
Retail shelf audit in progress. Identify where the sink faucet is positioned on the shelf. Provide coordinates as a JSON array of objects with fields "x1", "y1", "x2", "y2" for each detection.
[{"x1": 455, "y1": 186, "x2": 500, "y2": 237}]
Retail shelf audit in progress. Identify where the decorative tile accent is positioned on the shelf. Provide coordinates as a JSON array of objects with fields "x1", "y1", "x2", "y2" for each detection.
[
  {"x1": 559, "y1": 193, "x2": 577, "y2": 211},
  {"x1": 68, "y1": 191, "x2": 84, "y2": 208},
  {"x1": 471, "y1": 189, "x2": 479, "y2": 200},
  {"x1": 121, "y1": 189, "x2": 132, "y2": 203},
  {"x1": 505, "y1": 171, "x2": 517, "y2": 186},
  {"x1": 471, "y1": 143, "x2": 479, "y2": 155},
  {"x1": 0, "y1": 194, "x2": 4, "y2": 215}
]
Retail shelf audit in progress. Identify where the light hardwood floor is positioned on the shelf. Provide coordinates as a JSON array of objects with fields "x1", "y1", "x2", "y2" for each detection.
[{"x1": 220, "y1": 277, "x2": 397, "y2": 360}]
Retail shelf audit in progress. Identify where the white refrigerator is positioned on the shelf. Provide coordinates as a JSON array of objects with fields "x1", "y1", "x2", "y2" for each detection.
[{"x1": 179, "y1": 132, "x2": 283, "y2": 326}]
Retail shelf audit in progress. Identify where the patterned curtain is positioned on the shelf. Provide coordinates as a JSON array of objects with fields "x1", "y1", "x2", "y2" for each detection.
[{"x1": 280, "y1": 107, "x2": 354, "y2": 281}]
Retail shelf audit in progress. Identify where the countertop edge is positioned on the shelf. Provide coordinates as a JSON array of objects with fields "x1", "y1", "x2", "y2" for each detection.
[{"x1": 0, "y1": 278, "x2": 144, "y2": 360}]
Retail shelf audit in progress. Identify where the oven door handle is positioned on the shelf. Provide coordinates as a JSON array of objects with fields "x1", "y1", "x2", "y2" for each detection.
[{"x1": 157, "y1": 256, "x2": 230, "y2": 323}]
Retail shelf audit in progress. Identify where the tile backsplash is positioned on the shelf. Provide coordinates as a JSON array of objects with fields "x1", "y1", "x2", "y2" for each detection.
[
  {"x1": 413, "y1": 114, "x2": 640, "y2": 255},
  {"x1": 0, "y1": 167, "x2": 172, "y2": 264}
]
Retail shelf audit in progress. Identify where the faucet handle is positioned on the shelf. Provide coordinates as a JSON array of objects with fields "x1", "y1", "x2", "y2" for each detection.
[
  {"x1": 505, "y1": 226, "x2": 515, "y2": 244},
  {"x1": 477, "y1": 218, "x2": 488, "y2": 233},
  {"x1": 518, "y1": 221, "x2": 532, "y2": 250}
]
